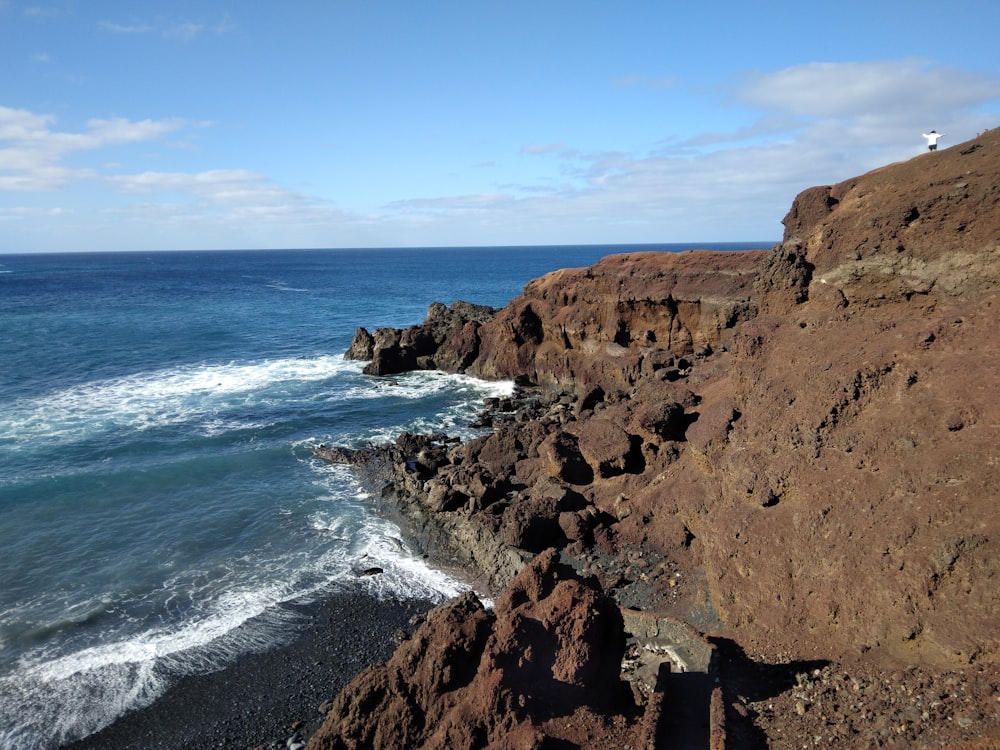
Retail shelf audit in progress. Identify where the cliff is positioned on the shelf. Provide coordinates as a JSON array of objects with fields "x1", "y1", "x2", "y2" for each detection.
[{"x1": 319, "y1": 129, "x2": 1000, "y2": 748}]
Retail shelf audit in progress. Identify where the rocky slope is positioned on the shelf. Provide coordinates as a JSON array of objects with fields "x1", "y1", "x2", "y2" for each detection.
[{"x1": 314, "y1": 130, "x2": 1000, "y2": 748}]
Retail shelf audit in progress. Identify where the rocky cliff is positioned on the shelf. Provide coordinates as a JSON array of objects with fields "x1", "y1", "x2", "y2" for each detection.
[{"x1": 317, "y1": 129, "x2": 1000, "y2": 748}]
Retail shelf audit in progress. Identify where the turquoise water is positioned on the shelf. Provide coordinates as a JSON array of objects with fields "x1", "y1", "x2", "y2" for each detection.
[{"x1": 0, "y1": 244, "x2": 766, "y2": 748}]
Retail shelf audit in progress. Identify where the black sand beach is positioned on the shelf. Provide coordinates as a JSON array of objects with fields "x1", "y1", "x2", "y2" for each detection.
[{"x1": 61, "y1": 590, "x2": 436, "y2": 750}]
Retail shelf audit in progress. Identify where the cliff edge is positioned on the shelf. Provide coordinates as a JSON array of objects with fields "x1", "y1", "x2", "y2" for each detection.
[{"x1": 318, "y1": 129, "x2": 1000, "y2": 748}]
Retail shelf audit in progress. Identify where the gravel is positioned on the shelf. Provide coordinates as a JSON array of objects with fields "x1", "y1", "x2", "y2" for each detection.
[{"x1": 744, "y1": 661, "x2": 1000, "y2": 749}]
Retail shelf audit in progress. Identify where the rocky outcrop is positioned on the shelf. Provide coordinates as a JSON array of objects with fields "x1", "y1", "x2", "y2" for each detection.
[
  {"x1": 699, "y1": 133, "x2": 1000, "y2": 668},
  {"x1": 305, "y1": 550, "x2": 643, "y2": 750},
  {"x1": 317, "y1": 128, "x2": 1000, "y2": 747},
  {"x1": 470, "y1": 249, "x2": 768, "y2": 393},
  {"x1": 345, "y1": 300, "x2": 496, "y2": 376}
]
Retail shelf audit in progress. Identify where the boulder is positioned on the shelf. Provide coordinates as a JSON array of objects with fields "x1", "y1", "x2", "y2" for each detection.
[
  {"x1": 499, "y1": 495, "x2": 565, "y2": 553},
  {"x1": 305, "y1": 550, "x2": 637, "y2": 750},
  {"x1": 346, "y1": 301, "x2": 496, "y2": 376},
  {"x1": 685, "y1": 396, "x2": 739, "y2": 456},
  {"x1": 539, "y1": 430, "x2": 594, "y2": 485},
  {"x1": 574, "y1": 417, "x2": 637, "y2": 478},
  {"x1": 631, "y1": 399, "x2": 687, "y2": 442}
]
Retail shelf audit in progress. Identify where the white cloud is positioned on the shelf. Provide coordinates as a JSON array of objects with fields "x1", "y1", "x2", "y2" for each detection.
[
  {"x1": 97, "y1": 20, "x2": 152, "y2": 34},
  {"x1": 386, "y1": 193, "x2": 515, "y2": 216},
  {"x1": 22, "y1": 5, "x2": 64, "y2": 19},
  {"x1": 736, "y1": 59, "x2": 1000, "y2": 120},
  {"x1": 0, "y1": 104, "x2": 358, "y2": 248},
  {"x1": 0, "y1": 205, "x2": 70, "y2": 221},
  {"x1": 164, "y1": 20, "x2": 205, "y2": 41},
  {"x1": 0, "y1": 106, "x2": 187, "y2": 191},
  {"x1": 98, "y1": 13, "x2": 235, "y2": 40},
  {"x1": 86, "y1": 117, "x2": 186, "y2": 144},
  {"x1": 107, "y1": 169, "x2": 297, "y2": 206},
  {"x1": 0, "y1": 105, "x2": 54, "y2": 139},
  {"x1": 365, "y1": 61, "x2": 1000, "y2": 245},
  {"x1": 521, "y1": 143, "x2": 567, "y2": 156},
  {"x1": 0, "y1": 166, "x2": 96, "y2": 191},
  {"x1": 3, "y1": 59, "x2": 998, "y2": 251}
]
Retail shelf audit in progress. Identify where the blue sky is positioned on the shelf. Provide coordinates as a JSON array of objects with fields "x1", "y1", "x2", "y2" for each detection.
[{"x1": 1, "y1": 1, "x2": 999, "y2": 253}]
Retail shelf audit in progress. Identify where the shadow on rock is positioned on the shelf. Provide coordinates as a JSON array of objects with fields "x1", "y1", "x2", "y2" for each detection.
[{"x1": 710, "y1": 637, "x2": 830, "y2": 750}]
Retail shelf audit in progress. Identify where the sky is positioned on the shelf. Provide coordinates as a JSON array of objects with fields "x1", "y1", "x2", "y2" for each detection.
[{"x1": 1, "y1": 1, "x2": 999, "y2": 253}]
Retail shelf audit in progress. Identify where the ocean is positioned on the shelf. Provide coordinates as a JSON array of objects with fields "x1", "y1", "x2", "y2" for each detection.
[{"x1": 0, "y1": 243, "x2": 765, "y2": 749}]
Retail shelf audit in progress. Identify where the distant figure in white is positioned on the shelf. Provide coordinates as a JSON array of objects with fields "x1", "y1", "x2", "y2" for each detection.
[{"x1": 922, "y1": 130, "x2": 945, "y2": 152}]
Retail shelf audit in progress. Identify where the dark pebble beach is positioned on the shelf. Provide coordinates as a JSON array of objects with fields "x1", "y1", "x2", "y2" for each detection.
[{"x1": 61, "y1": 589, "x2": 437, "y2": 750}]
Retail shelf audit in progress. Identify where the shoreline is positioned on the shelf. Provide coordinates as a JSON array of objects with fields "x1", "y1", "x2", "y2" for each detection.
[{"x1": 61, "y1": 588, "x2": 436, "y2": 750}]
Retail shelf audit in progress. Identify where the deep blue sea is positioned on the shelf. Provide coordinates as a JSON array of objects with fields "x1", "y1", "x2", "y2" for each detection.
[{"x1": 0, "y1": 243, "x2": 766, "y2": 748}]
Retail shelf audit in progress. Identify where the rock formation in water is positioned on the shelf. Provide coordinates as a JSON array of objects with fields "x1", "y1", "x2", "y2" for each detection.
[{"x1": 313, "y1": 129, "x2": 1000, "y2": 748}]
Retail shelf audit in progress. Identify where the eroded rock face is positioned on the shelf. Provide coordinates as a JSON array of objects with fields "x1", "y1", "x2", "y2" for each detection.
[
  {"x1": 701, "y1": 134, "x2": 1000, "y2": 666},
  {"x1": 470, "y1": 249, "x2": 768, "y2": 393},
  {"x1": 305, "y1": 550, "x2": 638, "y2": 750}
]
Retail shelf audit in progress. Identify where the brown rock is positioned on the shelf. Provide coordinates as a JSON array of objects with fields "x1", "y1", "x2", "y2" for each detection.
[
  {"x1": 685, "y1": 396, "x2": 739, "y2": 456},
  {"x1": 499, "y1": 495, "x2": 564, "y2": 553},
  {"x1": 424, "y1": 481, "x2": 467, "y2": 513},
  {"x1": 351, "y1": 301, "x2": 496, "y2": 376},
  {"x1": 538, "y1": 430, "x2": 594, "y2": 485},
  {"x1": 631, "y1": 398, "x2": 687, "y2": 443},
  {"x1": 315, "y1": 128, "x2": 1000, "y2": 750},
  {"x1": 558, "y1": 510, "x2": 593, "y2": 544},
  {"x1": 305, "y1": 550, "x2": 638, "y2": 750},
  {"x1": 471, "y1": 249, "x2": 768, "y2": 391},
  {"x1": 362, "y1": 327, "x2": 416, "y2": 375},
  {"x1": 573, "y1": 417, "x2": 637, "y2": 478},
  {"x1": 343, "y1": 327, "x2": 375, "y2": 360}
]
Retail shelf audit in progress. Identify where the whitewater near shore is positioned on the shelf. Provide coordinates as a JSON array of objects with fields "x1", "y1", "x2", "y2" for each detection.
[{"x1": 0, "y1": 244, "x2": 765, "y2": 749}]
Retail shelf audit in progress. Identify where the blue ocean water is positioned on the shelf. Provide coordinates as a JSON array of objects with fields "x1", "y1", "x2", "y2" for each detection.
[{"x1": 0, "y1": 243, "x2": 766, "y2": 749}]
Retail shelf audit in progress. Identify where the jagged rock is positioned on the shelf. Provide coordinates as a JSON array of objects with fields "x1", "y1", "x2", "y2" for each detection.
[
  {"x1": 558, "y1": 509, "x2": 593, "y2": 544},
  {"x1": 499, "y1": 494, "x2": 565, "y2": 553},
  {"x1": 471, "y1": 249, "x2": 768, "y2": 391},
  {"x1": 434, "y1": 320, "x2": 484, "y2": 372},
  {"x1": 424, "y1": 481, "x2": 467, "y2": 513},
  {"x1": 631, "y1": 398, "x2": 686, "y2": 443},
  {"x1": 685, "y1": 396, "x2": 739, "y2": 455},
  {"x1": 305, "y1": 550, "x2": 637, "y2": 750},
  {"x1": 343, "y1": 327, "x2": 375, "y2": 360},
  {"x1": 363, "y1": 328, "x2": 416, "y2": 375},
  {"x1": 538, "y1": 430, "x2": 594, "y2": 485},
  {"x1": 348, "y1": 301, "x2": 496, "y2": 376}
]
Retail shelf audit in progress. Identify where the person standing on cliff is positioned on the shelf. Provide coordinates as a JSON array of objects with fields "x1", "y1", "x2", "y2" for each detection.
[{"x1": 922, "y1": 130, "x2": 945, "y2": 151}]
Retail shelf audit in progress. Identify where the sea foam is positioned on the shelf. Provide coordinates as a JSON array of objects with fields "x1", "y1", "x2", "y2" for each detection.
[{"x1": 0, "y1": 355, "x2": 360, "y2": 448}]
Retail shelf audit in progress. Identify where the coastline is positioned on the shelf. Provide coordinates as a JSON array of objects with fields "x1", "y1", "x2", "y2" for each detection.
[
  {"x1": 304, "y1": 131, "x2": 1000, "y2": 748},
  {"x1": 61, "y1": 589, "x2": 435, "y2": 750}
]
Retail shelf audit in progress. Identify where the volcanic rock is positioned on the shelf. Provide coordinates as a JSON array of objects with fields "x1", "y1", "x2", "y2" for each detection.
[
  {"x1": 305, "y1": 550, "x2": 639, "y2": 749},
  {"x1": 346, "y1": 300, "x2": 496, "y2": 376},
  {"x1": 323, "y1": 128, "x2": 1000, "y2": 747}
]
